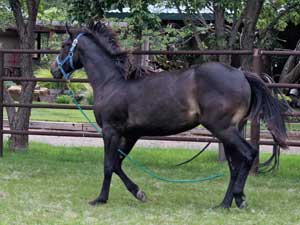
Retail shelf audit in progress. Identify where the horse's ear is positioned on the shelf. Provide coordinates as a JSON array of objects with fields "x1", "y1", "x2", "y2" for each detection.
[
  {"x1": 87, "y1": 19, "x2": 95, "y2": 30},
  {"x1": 65, "y1": 23, "x2": 73, "y2": 39}
]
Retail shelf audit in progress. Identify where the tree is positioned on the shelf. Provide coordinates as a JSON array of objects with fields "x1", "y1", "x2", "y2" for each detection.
[
  {"x1": 2, "y1": 0, "x2": 70, "y2": 150},
  {"x1": 66, "y1": 0, "x2": 122, "y2": 24},
  {"x1": 3, "y1": 0, "x2": 40, "y2": 150},
  {"x1": 66, "y1": 0, "x2": 161, "y2": 65},
  {"x1": 168, "y1": 0, "x2": 300, "y2": 70},
  {"x1": 257, "y1": 0, "x2": 300, "y2": 83}
]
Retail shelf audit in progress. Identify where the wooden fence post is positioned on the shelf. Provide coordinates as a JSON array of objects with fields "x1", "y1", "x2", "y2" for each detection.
[
  {"x1": 250, "y1": 48, "x2": 262, "y2": 174},
  {"x1": 0, "y1": 52, "x2": 4, "y2": 157}
]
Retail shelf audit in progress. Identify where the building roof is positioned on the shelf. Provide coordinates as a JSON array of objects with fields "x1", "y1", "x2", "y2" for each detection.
[{"x1": 106, "y1": 12, "x2": 214, "y2": 22}]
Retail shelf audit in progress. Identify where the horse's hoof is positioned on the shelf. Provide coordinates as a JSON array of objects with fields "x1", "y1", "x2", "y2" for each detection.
[
  {"x1": 237, "y1": 200, "x2": 247, "y2": 209},
  {"x1": 136, "y1": 190, "x2": 147, "y2": 202},
  {"x1": 89, "y1": 198, "x2": 107, "y2": 206},
  {"x1": 213, "y1": 203, "x2": 231, "y2": 210},
  {"x1": 235, "y1": 194, "x2": 247, "y2": 209}
]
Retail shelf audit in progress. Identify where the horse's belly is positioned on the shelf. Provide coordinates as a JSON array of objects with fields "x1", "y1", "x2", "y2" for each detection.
[{"x1": 126, "y1": 109, "x2": 200, "y2": 136}]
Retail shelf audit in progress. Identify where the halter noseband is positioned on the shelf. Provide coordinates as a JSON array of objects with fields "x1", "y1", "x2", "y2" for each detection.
[{"x1": 56, "y1": 32, "x2": 85, "y2": 80}]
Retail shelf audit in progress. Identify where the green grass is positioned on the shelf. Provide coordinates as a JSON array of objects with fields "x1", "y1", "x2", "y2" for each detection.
[
  {"x1": 28, "y1": 108, "x2": 95, "y2": 123},
  {"x1": 3, "y1": 107, "x2": 96, "y2": 123},
  {"x1": 1, "y1": 143, "x2": 300, "y2": 224}
]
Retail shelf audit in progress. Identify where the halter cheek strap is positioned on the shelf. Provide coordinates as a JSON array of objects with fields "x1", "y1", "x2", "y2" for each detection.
[{"x1": 56, "y1": 32, "x2": 85, "y2": 80}]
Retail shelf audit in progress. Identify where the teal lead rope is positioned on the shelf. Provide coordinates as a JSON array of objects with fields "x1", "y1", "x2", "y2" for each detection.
[{"x1": 66, "y1": 89, "x2": 224, "y2": 183}]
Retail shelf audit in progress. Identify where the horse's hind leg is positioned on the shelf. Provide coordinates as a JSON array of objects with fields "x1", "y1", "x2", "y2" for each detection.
[
  {"x1": 216, "y1": 126, "x2": 257, "y2": 208},
  {"x1": 89, "y1": 129, "x2": 121, "y2": 205},
  {"x1": 218, "y1": 144, "x2": 241, "y2": 208},
  {"x1": 219, "y1": 121, "x2": 247, "y2": 208},
  {"x1": 114, "y1": 137, "x2": 147, "y2": 202},
  {"x1": 232, "y1": 135, "x2": 258, "y2": 208}
]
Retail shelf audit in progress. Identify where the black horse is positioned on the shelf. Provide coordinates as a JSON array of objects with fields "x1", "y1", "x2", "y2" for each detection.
[{"x1": 50, "y1": 22, "x2": 288, "y2": 208}]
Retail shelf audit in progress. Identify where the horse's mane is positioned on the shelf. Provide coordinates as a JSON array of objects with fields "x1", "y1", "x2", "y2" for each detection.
[{"x1": 82, "y1": 21, "x2": 155, "y2": 80}]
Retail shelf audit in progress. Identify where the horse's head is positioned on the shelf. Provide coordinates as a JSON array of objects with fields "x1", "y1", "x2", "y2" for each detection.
[{"x1": 50, "y1": 26, "x2": 84, "y2": 79}]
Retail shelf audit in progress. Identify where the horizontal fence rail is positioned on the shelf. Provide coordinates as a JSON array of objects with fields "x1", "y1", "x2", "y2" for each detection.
[
  {"x1": 1, "y1": 48, "x2": 300, "y2": 159},
  {"x1": 2, "y1": 103, "x2": 93, "y2": 110},
  {"x1": 0, "y1": 49, "x2": 253, "y2": 55},
  {"x1": 2, "y1": 48, "x2": 300, "y2": 56},
  {"x1": 260, "y1": 50, "x2": 300, "y2": 56},
  {"x1": 3, "y1": 129, "x2": 300, "y2": 147},
  {"x1": 1, "y1": 77, "x2": 88, "y2": 82}
]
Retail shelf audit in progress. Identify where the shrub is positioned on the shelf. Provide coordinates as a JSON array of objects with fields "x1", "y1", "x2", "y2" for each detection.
[
  {"x1": 55, "y1": 95, "x2": 72, "y2": 104},
  {"x1": 34, "y1": 68, "x2": 61, "y2": 89},
  {"x1": 86, "y1": 90, "x2": 94, "y2": 105},
  {"x1": 34, "y1": 68, "x2": 89, "y2": 92}
]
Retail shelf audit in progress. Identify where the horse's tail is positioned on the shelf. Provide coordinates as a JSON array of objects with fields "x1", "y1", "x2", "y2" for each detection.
[{"x1": 244, "y1": 71, "x2": 288, "y2": 149}]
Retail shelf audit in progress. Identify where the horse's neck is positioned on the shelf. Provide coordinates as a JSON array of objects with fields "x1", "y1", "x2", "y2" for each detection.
[{"x1": 79, "y1": 43, "x2": 123, "y2": 92}]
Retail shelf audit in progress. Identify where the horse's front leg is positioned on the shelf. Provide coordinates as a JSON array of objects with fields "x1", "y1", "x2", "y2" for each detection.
[
  {"x1": 115, "y1": 137, "x2": 147, "y2": 202},
  {"x1": 89, "y1": 128, "x2": 121, "y2": 205},
  {"x1": 214, "y1": 125, "x2": 255, "y2": 209}
]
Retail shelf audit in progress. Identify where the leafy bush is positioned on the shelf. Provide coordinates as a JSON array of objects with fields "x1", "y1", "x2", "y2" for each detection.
[
  {"x1": 86, "y1": 90, "x2": 94, "y2": 105},
  {"x1": 34, "y1": 67, "x2": 90, "y2": 93},
  {"x1": 55, "y1": 95, "x2": 72, "y2": 104},
  {"x1": 34, "y1": 68, "x2": 61, "y2": 89},
  {"x1": 69, "y1": 82, "x2": 87, "y2": 93}
]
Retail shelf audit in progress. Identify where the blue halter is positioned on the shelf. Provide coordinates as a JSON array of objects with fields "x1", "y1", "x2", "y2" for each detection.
[{"x1": 56, "y1": 32, "x2": 85, "y2": 80}]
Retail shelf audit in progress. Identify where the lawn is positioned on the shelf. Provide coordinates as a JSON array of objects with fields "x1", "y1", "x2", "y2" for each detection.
[
  {"x1": 1, "y1": 143, "x2": 300, "y2": 224},
  {"x1": 3, "y1": 107, "x2": 96, "y2": 123}
]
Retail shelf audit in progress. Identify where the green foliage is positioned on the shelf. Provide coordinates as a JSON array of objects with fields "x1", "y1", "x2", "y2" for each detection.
[
  {"x1": 69, "y1": 83, "x2": 87, "y2": 94},
  {"x1": 278, "y1": 94, "x2": 291, "y2": 102},
  {"x1": 86, "y1": 90, "x2": 94, "y2": 105},
  {"x1": 55, "y1": 94, "x2": 72, "y2": 104},
  {"x1": 125, "y1": 1, "x2": 161, "y2": 37},
  {"x1": 0, "y1": 0, "x2": 14, "y2": 30},
  {"x1": 34, "y1": 68, "x2": 89, "y2": 92},
  {"x1": 38, "y1": 6, "x2": 66, "y2": 23},
  {"x1": 1, "y1": 0, "x2": 67, "y2": 30},
  {"x1": 39, "y1": 33, "x2": 69, "y2": 66},
  {"x1": 111, "y1": 18, "x2": 192, "y2": 51},
  {"x1": 258, "y1": 0, "x2": 300, "y2": 48},
  {"x1": 288, "y1": 11, "x2": 300, "y2": 25},
  {"x1": 65, "y1": 0, "x2": 122, "y2": 24},
  {"x1": 34, "y1": 68, "x2": 61, "y2": 89}
]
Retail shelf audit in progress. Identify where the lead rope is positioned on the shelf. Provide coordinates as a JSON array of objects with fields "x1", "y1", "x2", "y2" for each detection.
[{"x1": 66, "y1": 88, "x2": 224, "y2": 183}]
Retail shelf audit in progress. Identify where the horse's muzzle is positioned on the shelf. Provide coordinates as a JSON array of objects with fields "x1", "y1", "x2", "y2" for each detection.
[{"x1": 50, "y1": 61, "x2": 62, "y2": 79}]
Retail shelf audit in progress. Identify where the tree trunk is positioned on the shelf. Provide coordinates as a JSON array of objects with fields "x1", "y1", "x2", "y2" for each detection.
[
  {"x1": 8, "y1": 0, "x2": 39, "y2": 151},
  {"x1": 9, "y1": 55, "x2": 36, "y2": 150},
  {"x1": 240, "y1": 0, "x2": 265, "y2": 70},
  {"x1": 3, "y1": 88, "x2": 15, "y2": 128},
  {"x1": 279, "y1": 62, "x2": 300, "y2": 84},
  {"x1": 279, "y1": 39, "x2": 300, "y2": 82},
  {"x1": 213, "y1": 1, "x2": 230, "y2": 64}
]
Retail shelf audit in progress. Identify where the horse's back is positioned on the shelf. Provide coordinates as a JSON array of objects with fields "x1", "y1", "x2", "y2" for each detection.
[{"x1": 194, "y1": 62, "x2": 247, "y2": 88}]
